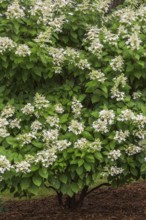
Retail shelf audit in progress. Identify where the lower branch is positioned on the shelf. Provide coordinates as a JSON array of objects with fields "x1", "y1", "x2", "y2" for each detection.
[{"x1": 86, "y1": 183, "x2": 111, "y2": 196}]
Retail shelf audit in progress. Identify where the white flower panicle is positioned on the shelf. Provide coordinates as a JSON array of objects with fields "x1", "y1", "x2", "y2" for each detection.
[
  {"x1": 34, "y1": 93, "x2": 50, "y2": 109},
  {"x1": 126, "y1": 31, "x2": 142, "y2": 50},
  {"x1": 133, "y1": 130, "x2": 146, "y2": 140},
  {"x1": 76, "y1": 59, "x2": 91, "y2": 70},
  {"x1": 74, "y1": 138, "x2": 88, "y2": 149},
  {"x1": 134, "y1": 114, "x2": 146, "y2": 129},
  {"x1": 110, "y1": 56, "x2": 124, "y2": 72},
  {"x1": 111, "y1": 87, "x2": 125, "y2": 101},
  {"x1": 68, "y1": 120, "x2": 84, "y2": 135},
  {"x1": 114, "y1": 130, "x2": 129, "y2": 143},
  {"x1": 15, "y1": 44, "x2": 31, "y2": 57},
  {"x1": 35, "y1": 148, "x2": 57, "y2": 167},
  {"x1": 31, "y1": 120, "x2": 42, "y2": 131},
  {"x1": 89, "y1": 69, "x2": 106, "y2": 82},
  {"x1": 0, "y1": 37, "x2": 16, "y2": 54},
  {"x1": 55, "y1": 104, "x2": 64, "y2": 114},
  {"x1": 9, "y1": 119, "x2": 21, "y2": 129},
  {"x1": 117, "y1": 109, "x2": 135, "y2": 121},
  {"x1": 15, "y1": 161, "x2": 31, "y2": 173},
  {"x1": 43, "y1": 129, "x2": 59, "y2": 142},
  {"x1": 0, "y1": 118, "x2": 9, "y2": 127},
  {"x1": 71, "y1": 97, "x2": 83, "y2": 118},
  {"x1": 34, "y1": 28, "x2": 52, "y2": 44},
  {"x1": 132, "y1": 91, "x2": 142, "y2": 99},
  {"x1": 105, "y1": 166, "x2": 124, "y2": 176},
  {"x1": 0, "y1": 155, "x2": 11, "y2": 173},
  {"x1": 0, "y1": 128, "x2": 10, "y2": 138},
  {"x1": 93, "y1": 110, "x2": 115, "y2": 133},
  {"x1": 46, "y1": 116, "x2": 60, "y2": 128},
  {"x1": 1, "y1": 105, "x2": 15, "y2": 118},
  {"x1": 108, "y1": 149, "x2": 121, "y2": 161},
  {"x1": 49, "y1": 47, "x2": 66, "y2": 67},
  {"x1": 5, "y1": 0, "x2": 25, "y2": 19},
  {"x1": 17, "y1": 132, "x2": 37, "y2": 146},
  {"x1": 89, "y1": 139, "x2": 102, "y2": 151},
  {"x1": 21, "y1": 103, "x2": 35, "y2": 115},
  {"x1": 56, "y1": 140, "x2": 71, "y2": 151},
  {"x1": 125, "y1": 144, "x2": 142, "y2": 156}
]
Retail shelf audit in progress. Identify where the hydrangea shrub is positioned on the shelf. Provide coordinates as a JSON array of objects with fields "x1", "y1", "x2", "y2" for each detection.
[{"x1": 0, "y1": 0, "x2": 146, "y2": 209}]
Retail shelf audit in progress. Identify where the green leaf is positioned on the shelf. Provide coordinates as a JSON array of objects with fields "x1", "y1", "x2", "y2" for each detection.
[
  {"x1": 59, "y1": 174, "x2": 67, "y2": 184},
  {"x1": 84, "y1": 162, "x2": 91, "y2": 171},
  {"x1": 76, "y1": 167, "x2": 83, "y2": 175},
  {"x1": 21, "y1": 178, "x2": 30, "y2": 190},
  {"x1": 38, "y1": 167, "x2": 48, "y2": 179},
  {"x1": 32, "y1": 174, "x2": 42, "y2": 187},
  {"x1": 82, "y1": 131, "x2": 94, "y2": 141},
  {"x1": 70, "y1": 183, "x2": 79, "y2": 193}
]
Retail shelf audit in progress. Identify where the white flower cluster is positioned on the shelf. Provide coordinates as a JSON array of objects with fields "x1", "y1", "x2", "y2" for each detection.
[
  {"x1": 34, "y1": 28, "x2": 52, "y2": 44},
  {"x1": 114, "y1": 130, "x2": 129, "y2": 143},
  {"x1": 74, "y1": 138, "x2": 102, "y2": 151},
  {"x1": 0, "y1": 117, "x2": 9, "y2": 137},
  {"x1": 43, "y1": 129, "x2": 59, "y2": 142},
  {"x1": 125, "y1": 144, "x2": 142, "y2": 156},
  {"x1": 21, "y1": 103, "x2": 35, "y2": 115},
  {"x1": 15, "y1": 161, "x2": 31, "y2": 173},
  {"x1": 31, "y1": 120, "x2": 42, "y2": 131},
  {"x1": 56, "y1": 140, "x2": 71, "y2": 151},
  {"x1": 126, "y1": 31, "x2": 142, "y2": 50},
  {"x1": 71, "y1": 97, "x2": 83, "y2": 118},
  {"x1": 68, "y1": 120, "x2": 84, "y2": 135},
  {"x1": 0, "y1": 37, "x2": 16, "y2": 54},
  {"x1": 111, "y1": 74, "x2": 127, "y2": 101},
  {"x1": 117, "y1": 109, "x2": 135, "y2": 121},
  {"x1": 93, "y1": 110, "x2": 115, "y2": 133},
  {"x1": 132, "y1": 91, "x2": 142, "y2": 99},
  {"x1": 55, "y1": 104, "x2": 64, "y2": 114},
  {"x1": 76, "y1": 59, "x2": 91, "y2": 70},
  {"x1": 15, "y1": 44, "x2": 31, "y2": 57},
  {"x1": 1, "y1": 105, "x2": 15, "y2": 118},
  {"x1": 134, "y1": 114, "x2": 146, "y2": 129},
  {"x1": 110, "y1": 56, "x2": 124, "y2": 72},
  {"x1": 5, "y1": 0, "x2": 25, "y2": 19},
  {"x1": 49, "y1": 15, "x2": 66, "y2": 32},
  {"x1": 35, "y1": 148, "x2": 57, "y2": 167},
  {"x1": 17, "y1": 132, "x2": 37, "y2": 146},
  {"x1": 133, "y1": 129, "x2": 146, "y2": 140},
  {"x1": 9, "y1": 118, "x2": 21, "y2": 129},
  {"x1": 89, "y1": 69, "x2": 106, "y2": 82},
  {"x1": 74, "y1": 138, "x2": 88, "y2": 149},
  {"x1": 89, "y1": 139, "x2": 102, "y2": 151},
  {"x1": 103, "y1": 28, "x2": 119, "y2": 46},
  {"x1": 46, "y1": 115, "x2": 60, "y2": 128},
  {"x1": 104, "y1": 166, "x2": 124, "y2": 176},
  {"x1": 0, "y1": 155, "x2": 11, "y2": 173},
  {"x1": 108, "y1": 149, "x2": 121, "y2": 161},
  {"x1": 34, "y1": 93, "x2": 50, "y2": 109},
  {"x1": 49, "y1": 47, "x2": 66, "y2": 72}
]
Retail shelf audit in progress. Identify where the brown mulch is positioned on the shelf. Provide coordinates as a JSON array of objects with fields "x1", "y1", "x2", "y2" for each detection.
[{"x1": 0, "y1": 182, "x2": 146, "y2": 220}]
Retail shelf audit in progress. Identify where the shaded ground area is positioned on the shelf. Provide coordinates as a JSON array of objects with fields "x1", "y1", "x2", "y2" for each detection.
[{"x1": 0, "y1": 182, "x2": 146, "y2": 220}]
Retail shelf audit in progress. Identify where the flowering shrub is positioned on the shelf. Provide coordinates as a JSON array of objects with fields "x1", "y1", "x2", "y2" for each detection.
[{"x1": 1, "y1": 0, "x2": 146, "y2": 209}]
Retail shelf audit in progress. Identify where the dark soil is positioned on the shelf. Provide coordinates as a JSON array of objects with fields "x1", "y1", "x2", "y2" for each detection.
[{"x1": 0, "y1": 182, "x2": 146, "y2": 220}]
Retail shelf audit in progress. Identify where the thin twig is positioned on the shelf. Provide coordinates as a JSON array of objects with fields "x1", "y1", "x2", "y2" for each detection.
[{"x1": 86, "y1": 183, "x2": 111, "y2": 196}]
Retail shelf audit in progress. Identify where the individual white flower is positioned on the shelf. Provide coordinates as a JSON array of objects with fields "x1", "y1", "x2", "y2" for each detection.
[
  {"x1": 68, "y1": 120, "x2": 84, "y2": 135},
  {"x1": 55, "y1": 104, "x2": 64, "y2": 114},
  {"x1": 46, "y1": 116, "x2": 60, "y2": 128},
  {"x1": 0, "y1": 155, "x2": 11, "y2": 173},
  {"x1": 0, "y1": 118, "x2": 9, "y2": 127},
  {"x1": 0, "y1": 37, "x2": 16, "y2": 54},
  {"x1": 117, "y1": 109, "x2": 135, "y2": 121},
  {"x1": 5, "y1": 0, "x2": 25, "y2": 19},
  {"x1": 71, "y1": 97, "x2": 83, "y2": 118},
  {"x1": 125, "y1": 144, "x2": 142, "y2": 156},
  {"x1": 15, "y1": 161, "x2": 31, "y2": 173},
  {"x1": 21, "y1": 103, "x2": 35, "y2": 115},
  {"x1": 34, "y1": 93, "x2": 50, "y2": 109},
  {"x1": 108, "y1": 149, "x2": 122, "y2": 161},
  {"x1": 35, "y1": 148, "x2": 57, "y2": 167},
  {"x1": 17, "y1": 132, "x2": 37, "y2": 146},
  {"x1": 42, "y1": 129, "x2": 59, "y2": 142},
  {"x1": 0, "y1": 128, "x2": 10, "y2": 138},
  {"x1": 31, "y1": 120, "x2": 42, "y2": 131},
  {"x1": 89, "y1": 69, "x2": 106, "y2": 82},
  {"x1": 114, "y1": 130, "x2": 129, "y2": 143},
  {"x1": 15, "y1": 44, "x2": 31, "y2": 57},
  {"x1": 9, "y1": 119, "x2": 21, "y2": 129},
  {"x1": 110, "y1": 56, "x2": 124, "y2": 72},
  {"x1": 1, "y1": 105, "x2": 15, "y2": 118},
  {"x1": 56, "y1": 140, "x2": 71, "y2": 151}
]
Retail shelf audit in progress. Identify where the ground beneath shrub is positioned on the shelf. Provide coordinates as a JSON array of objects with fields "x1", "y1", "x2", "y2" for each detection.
[{"x1": 0, "y1": 182, "x2": 146, "y2": 220}]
